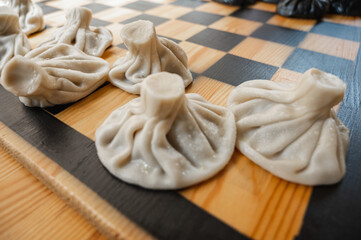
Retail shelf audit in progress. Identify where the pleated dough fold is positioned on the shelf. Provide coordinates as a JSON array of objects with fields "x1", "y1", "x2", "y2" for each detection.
[
  {"x1": 0, "y1": 6, "x2": 31, "y2": 75},
  {"x1": 227, "y1": 68, "x2": 349, "y2": 185},
  {"x1": 1, "y1": 43, "x2": 110, "y2": 107},
  {"x1": 96, "y1": 72, "x2": 236, "y2": 189},
  {"x1": 109, "y1": 20, "x2": 192, "y2": 94},
  {"x1": 38, "y1": 7, "x2": 113, "y2": 57},
  {"x1": 5, "y1": 0, "x2": 44, "y2": 36}
]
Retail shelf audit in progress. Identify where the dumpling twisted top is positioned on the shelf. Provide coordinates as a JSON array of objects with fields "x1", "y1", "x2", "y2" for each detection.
[
  {"x1": 227, "y1": 68, "x2": 349, "y2": 185},
  {"x1": 109, "y1": 20, "x2": 192, "y2": 94},
  {"x1": 96, "y1": 72, "x2": 236, "y2": 189}
]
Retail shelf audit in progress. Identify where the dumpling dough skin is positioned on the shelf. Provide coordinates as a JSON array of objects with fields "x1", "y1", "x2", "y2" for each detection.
[
  {"x1": 1, "y1": 43, "x2": 110, "y2": 107},
  {"x1": 96, "y1": 72, "x2": 236, "y2": 189},
  {"x1": 227, "y1": 68, "x2": 349, "y2": 185},
  {"x1": 109, "y1": 20, "x2": 193, "y2": 94},
  {"x1": 38, "y1": 7, "x2": 113, "y2": 57},
  {"x1": 5, "y1": 0, "x2": 44, "y2": 36},
  {"x1": 0, "y1": 7, "x2": 30, "y2": 75}
]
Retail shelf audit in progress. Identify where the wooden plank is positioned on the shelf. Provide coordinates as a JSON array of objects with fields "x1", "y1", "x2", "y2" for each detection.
[
  {"x1": 55, "y1": 72, "x2": 311, "y2": 239},
  {"x1": 1, "y1": 1, "x2": 360, "y2": 239},
  {"x1": 0, "y1": 147, "x2": 106, "y2": 240},
  {"x1": 0, "y1": 123, "x2": 153, "y2": 240}
]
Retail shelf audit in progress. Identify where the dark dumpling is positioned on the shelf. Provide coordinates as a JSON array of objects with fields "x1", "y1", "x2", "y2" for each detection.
[
  {"x1": 212, "y1": 0, "x2": 257, "y2": 6},
  {"x1": 261, "y1": 0, "x2": 280, "y2": 3},
  {"x1": 329, "y1": 0, "x2": 361, "y2": 16},
  {"x1": 276, "y1": 0, "x2": 330, "y2": 19}
]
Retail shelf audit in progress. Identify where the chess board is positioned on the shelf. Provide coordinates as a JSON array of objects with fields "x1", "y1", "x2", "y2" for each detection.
[{"x1": 1, "y1": 0, "x2": 361, "y2": 239}]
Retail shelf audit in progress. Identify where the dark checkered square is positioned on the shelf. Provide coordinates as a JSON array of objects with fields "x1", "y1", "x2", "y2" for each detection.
[
  {"x1": 82, "y1": 3, "x2": 111, "y2": 14},
  {"x1": 122, "y1": 0, "x2": 160, "y2": 11},
  {"x1": 187, "y1": 28, "x2": 246, "y2": 52},
  {"x1": 231, "y1": 8, "x2": 274, "y2": 22},
  {"x1": 45, "y1": 102, "x2": 76, "y2": 115},
  {"x1": 191, "y1": 71, "x2": 201, "y2": 80},
  {"x1": 178, "y1": 11, "x2": 223, "y2": 26},
  {"x1": 91, "y1": 18, "x2": 111, "y2": 27},
  {"x1": 203, "y1": 54, "x2": 278, "y2": 86},
  {"x1": 282, "y1": 48, "x2": 354, "y2": 80},
  {"x1": 251, "y1": 24, "x2": 307, "y2": 47},
  {"x1": 40, "y1": 5, "x2": 60, "y2": 14},
  {"x1": 171, "y1": 0, "x2": 207, "y2": 8},
  {"x1": 121, "y1": 14, "x2": 168, "y2": 26},
  {"x1": 117, "y1": 43, "x2": 127, "y2": 49},
  {"x1": 159, "y1": 35, "x2": 181, "y2": 44},
  {"x1": 310, "y1": 22, "x2": 360, "y2": 41}
]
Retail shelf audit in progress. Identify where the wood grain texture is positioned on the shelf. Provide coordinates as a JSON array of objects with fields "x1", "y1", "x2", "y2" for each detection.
[
  {"x1": 1, "y1": 1, "x2": 360, "y2": 239},
  {"x1": 0, "y1": 123, "x2": 153, "y2": 240},
  {"x1": 299, "y1": 33, "x2": 360, "y2": 60},
  {"x1": 55, "y1": 73, "x2": 312, "y2": 240},
  {"x1": 155, "y1": 19, "x2": 206, "y2": 40},
  {"x1": 229, "y1": 37, "x2": 294, "y2": 67},
  {"x1": 267, "y1": 15, "x2": 317, "y2": 32},
  {"x1": 0, "y1": 147, "x2": 107, "y2": 240},
  {"x1": 209, "y1": 16, "x2": 263, "y2": 36}
]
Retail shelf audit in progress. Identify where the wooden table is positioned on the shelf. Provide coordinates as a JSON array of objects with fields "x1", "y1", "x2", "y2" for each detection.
[{"x1": 1, "y1": 0, "x2": 361, "y2": 239}]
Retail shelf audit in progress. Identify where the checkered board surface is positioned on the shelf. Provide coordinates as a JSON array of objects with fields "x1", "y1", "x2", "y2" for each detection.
[{"x1": 2, "y1": 0, "x2": 361, "y2": 239}]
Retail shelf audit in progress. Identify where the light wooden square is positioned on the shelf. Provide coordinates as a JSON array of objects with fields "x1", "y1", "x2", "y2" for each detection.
[
  {"x1": 93, "y1": 7, "x2": 141, "y2": 23},
  {"x1": 230, "y1": 37, "x2": 295, "y2": 67},
  {"x1": 94, "y1": 0, "x2": 137, "y2": 7},
  {"x1": 210, "y1": 16, "x2": 262, "y2": 36},
  {"x1": 105, "y1": 23, "x2": 125, "y2": 46},
  {"x1": 299, "y1": 33, "x2": 360, "y2": 60},
  {"x1": 247, "y1": 2, "x2": 277, "y2": 12},
  {"x1": 44, "y1": 10, "x2": 67, "y2": 27},
  {"x1": 103, "y1": 47, "x2": 128, "y2": 69},
  {"x1": 156, "y1": 19, "x2": 206, "y2": 41},
  {"x1": 145, "y1": 4, "x2": 192, "y2": 19},
  {"x1": 179, "y1": 41, "x2": 226, "y2": 74},
  {"x1": 144, "y1": 0, "x2": 177, "y2": 3},
  {"x1": 270, "y1": 68, "x2": 303, "y2": 83},
  {"x1": 196, "y1": 2, "x2": 239, "y2": 16},
  {"x1": 324, "y1": 14, "x2": 361, "y2": 27},
  {"x1": 267, "y1": 15, "x2": 317, "y2": 32}
]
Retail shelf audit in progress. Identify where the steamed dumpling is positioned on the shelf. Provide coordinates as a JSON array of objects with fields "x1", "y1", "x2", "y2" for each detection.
[
  {"x1": 277, "y1": 0, "x2": 330, "y2": 19},
  {"x1": 109, "y1": 20, "x2": 192, "y2": 94},
  {"x1": 38, "y1": 7, "x2": 113, "y2": 57},
  {"x1": 5, "y1": 0, "x2": 44, "y2": 36},
  {"x1": 0, "y1": 6, "x2": 30, "y2": 75},
  {"x1": 1, "y1": 43, "x2": 110, "y2": 107},
  {"x1": 96, "y1": 72, "x2": 236, "y2": 189},
  {"x1": 227, "y1": 68, "x2": 349, "y2": 185}
]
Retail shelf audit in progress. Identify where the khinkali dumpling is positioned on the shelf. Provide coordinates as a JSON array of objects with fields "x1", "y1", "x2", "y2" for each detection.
[
  {"x1": 38, "y1": 7, "x2": 113, "y2": 57},
  {"x1": 1, "y1": 43, "x2": 110, "y2": 107},
  {"x1": 277, "y1": 0, "x2": 330, "y2": 19},
  {"x1": 109, "y1": 20, "x2": 192, "y2": 95},
  {"x1": 5, "y1": 0, "x2": 44, "y2": 36},
  {"x1": 0, "y1": 6, "x2": 30, "y2": 75},
  {"x1": 227, "y1": 68, "x2": 349, "y2": 185},
  {"x1": 329, "y1": 0, "x2": 361, "y2": 16},
  {"x1": 96, "y1": 72, "x2": 236, "y2": 189}
]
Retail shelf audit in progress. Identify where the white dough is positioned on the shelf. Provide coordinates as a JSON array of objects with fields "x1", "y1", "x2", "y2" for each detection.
[
  {"x1": 0, "y1": 6, "x2": 30, "y2": 75},
  {"x1": 1, "y1": 43, "x2": 110, "y2": 107},
  {"x1": 227, "y1": 68, "x2": 349, "y2": 185},
  {"x1": 38, "y1": 7, "x2": 113, "y2": 57},
  {"x1": 96, "y1": 72, "x2": 236, "y2": 189},
  {"x1": 4, "y1": 0, "x2": 44, "y2": 36},
  {"x1": 109, "y1": 20, "x2": 192, "y2": 94}
]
